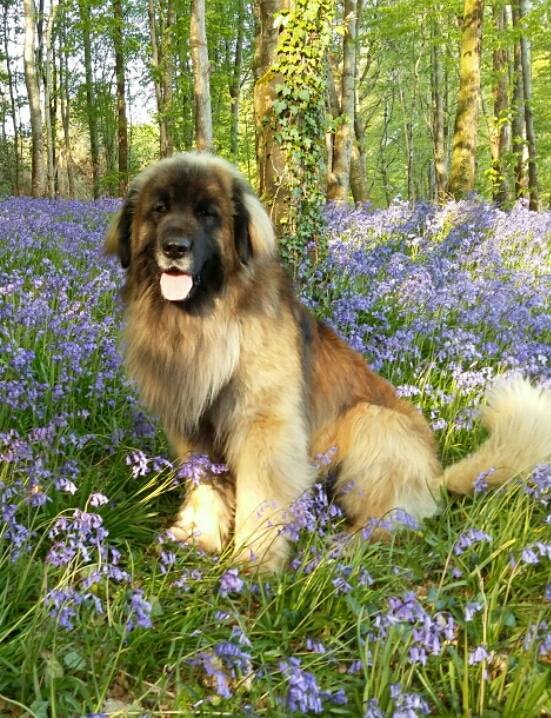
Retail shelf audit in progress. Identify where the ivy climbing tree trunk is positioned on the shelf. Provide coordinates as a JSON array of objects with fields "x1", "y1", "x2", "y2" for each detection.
[
  {"x1": 254, "y1": 0, "x2": 332, "y2": 260},
  {"x1": 447, "y1": 0, "x2": 483, "y2": 198},
  {"x1": 327, "y1": 0, "x2": 356, "y2": 203},
  {"x1": 23, "y1": 0, "x2": 46, "y2": 197},
  {"x1": 190, "y1": 0, "x2": 213, "y2": 151}
]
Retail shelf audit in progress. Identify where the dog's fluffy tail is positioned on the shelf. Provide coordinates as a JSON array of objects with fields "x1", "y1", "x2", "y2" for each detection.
[{"x1": 442, "y1": 377, "x2": 551, "y2": 494}]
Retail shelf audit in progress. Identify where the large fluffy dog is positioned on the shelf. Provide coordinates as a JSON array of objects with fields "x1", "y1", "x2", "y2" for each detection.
[{"x1": 105, "y1": 152, "x2": 551, "y2": 571}]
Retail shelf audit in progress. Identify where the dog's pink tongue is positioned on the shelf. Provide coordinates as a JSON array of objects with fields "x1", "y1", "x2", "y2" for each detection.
[{"x1": 160, "y1": 273, "x2": 193, "y2": 302}]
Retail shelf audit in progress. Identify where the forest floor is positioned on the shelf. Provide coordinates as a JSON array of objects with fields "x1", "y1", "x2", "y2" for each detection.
[{"x1": 0, "y1": 197, "x2": 550, "y2": 717}]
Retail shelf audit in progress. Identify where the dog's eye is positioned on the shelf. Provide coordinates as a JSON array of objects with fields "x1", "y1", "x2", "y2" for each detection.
[
  {"x1": 153, "y1": 201, "x2": 167, "y2": 215},
  {"x1": 196, "y1": 203, "x2": 218, "y2": 220}
]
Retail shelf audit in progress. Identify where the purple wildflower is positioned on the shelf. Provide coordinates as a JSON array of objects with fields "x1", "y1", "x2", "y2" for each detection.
[
  {"x1": 364, "y1": 698, "x2": 385, "y2": 718},
  {"x1": 464, "y1": 601, "x2": 483, "y2": 622},
  {"x1": 177, "y1": 454, "x2": 228, "y2": 487},
  {"x1": 126, "y1": 589, "x2": 153, "y2": 631},
  {"x1": 219, "y1": 568, "x2": 244, "y2": 597},
  {"x1": 88, "y1": 492, "x2": 109, "y2": 507},
  {"x1": 279, "y1": 657, "x2": 322, "y2": 714},
  {"x1": 45, "y1": 587, "x2": 103, "y2": 630},
  {"x1": 305, "y1": 637, "x2": 326, "y2": 654},
  {"x1": 453, "y1": 528, "x2": 492, "y2": 555},
  {"x1": 371, "y1": 592, "x2": 456, "y2": 665},
  {"x1": 474, "y1": 468, "x2": 495, "y2": 493},
  {"x1": 390, "y1": 683, "x2": 431, "y2": 717},
  {"x1": 468, "y1": 645, "x2": 490, "y2": 664},
  {"x1": 54, "y1": 477, "x2": 78, "y2": 494},
  {"x1": 190, "y1": 640, "x2": 252, "y2": 698}
]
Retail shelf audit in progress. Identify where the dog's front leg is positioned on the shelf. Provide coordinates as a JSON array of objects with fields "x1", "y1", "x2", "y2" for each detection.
[
  {"x1": 167, "y1": 433, "x2": 234, "y2": 554},
  {"x1": 229, "y1": 416, "x2": 316, "y2": 572}
]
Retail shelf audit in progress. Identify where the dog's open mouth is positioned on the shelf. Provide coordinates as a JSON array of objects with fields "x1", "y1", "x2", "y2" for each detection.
[{"x1": 160, "y1": 271, "x2": 194, "y2": 302}]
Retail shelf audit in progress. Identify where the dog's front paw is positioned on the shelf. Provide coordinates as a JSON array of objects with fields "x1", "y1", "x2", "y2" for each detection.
[{"x1": 169, "y1": 484, "x2": 232, "y2": 554}]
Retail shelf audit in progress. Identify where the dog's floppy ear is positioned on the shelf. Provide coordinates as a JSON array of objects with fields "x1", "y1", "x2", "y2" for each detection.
[
  {"x1": 104, "y1": 184, "x2": 140, "y2": 268},
  {"x1": 232, "y1": 177, "x2": 276, "y2": 263}
]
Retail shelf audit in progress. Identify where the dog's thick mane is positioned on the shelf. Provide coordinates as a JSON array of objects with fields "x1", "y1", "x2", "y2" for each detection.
[{"x1": 124, "y1": 289, "x2": 241, "y2": 436}]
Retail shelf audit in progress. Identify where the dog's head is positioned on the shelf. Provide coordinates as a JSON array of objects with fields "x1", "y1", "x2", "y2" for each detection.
[{"x1": 104, "y1": 153, "x2": 276, "y2": 313}]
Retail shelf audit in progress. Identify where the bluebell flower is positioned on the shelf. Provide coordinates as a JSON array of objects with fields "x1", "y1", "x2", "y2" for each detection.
[
  {"x1": 468, "y1": 645, "x2": 490, "y2": 664},
  {"x1": 219, "y1": 568, "x2": 244, "y2": 597},
  {"x1": 279, "y1": 658, "x2": 323, "y2": 714},
  {"x1": 464, "y1": 601, "x2": 483, "y2": 622},
  {"x1": 453, "y1": 528, "x2": 492, "y2": 555},
  {"x1": 126, "y1": 589, "x2": 153, "y2": 631}
]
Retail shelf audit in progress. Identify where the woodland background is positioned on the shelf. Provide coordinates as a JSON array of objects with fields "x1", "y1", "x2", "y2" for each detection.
[{"x1": 0, "y1": 0, "x2": 549, "y2": 236}]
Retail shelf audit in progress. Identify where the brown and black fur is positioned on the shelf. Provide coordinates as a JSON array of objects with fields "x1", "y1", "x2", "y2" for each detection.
[{"x1": 105, "y1": 152, "x2": 551, "y2": 571}]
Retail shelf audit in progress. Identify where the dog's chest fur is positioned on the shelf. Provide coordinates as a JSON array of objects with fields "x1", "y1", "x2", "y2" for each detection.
[{"x1": 123, "y1": 294, "x2": 241, "y2": 437}]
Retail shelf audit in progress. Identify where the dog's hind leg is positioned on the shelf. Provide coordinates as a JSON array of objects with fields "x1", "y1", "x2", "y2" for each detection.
[
  {"x1": 332, "y1": 402, "x2": 442, "y2": 536},
  {"x1": 167, "y1": 434, "x2": 235, "y2": 555}
]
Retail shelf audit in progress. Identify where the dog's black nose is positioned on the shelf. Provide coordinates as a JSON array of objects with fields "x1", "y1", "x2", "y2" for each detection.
[{"x1": 162, "y1": 236, "x2": 193, "y2": 259}]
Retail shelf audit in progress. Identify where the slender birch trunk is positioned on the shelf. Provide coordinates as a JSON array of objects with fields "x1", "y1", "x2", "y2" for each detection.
[
  {"x1": 23, "y1": 0, "x2": 46, "y2": 196},
  {"x1": 58, "y1": 4, "x2": 74, "y2": 197},
  {"x1": 517, "y1": 0, "x2": 538, "y2": 209},
  {"x1": 44, "y1": 0, "x2": 58, "y2": 198},
  {"x1": 431, "y1": 20, "x2": 447, "y2": 202},
  {"x1": 2, "y1": 1, "x2": 20, "y2": 194}
]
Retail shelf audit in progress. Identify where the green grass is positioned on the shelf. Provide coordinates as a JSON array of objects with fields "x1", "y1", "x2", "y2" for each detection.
[{"x1": 0, "y1": 199, "x2": 550, "y2": 717}]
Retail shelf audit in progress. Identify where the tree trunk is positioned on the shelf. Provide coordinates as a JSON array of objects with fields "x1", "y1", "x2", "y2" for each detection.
[
  {"x1": 78, "y1": 0, "x2": 100, "y2": 198},
  {"x1": 350, "y1": 116, "x2": 368, "y2": 204},
  {"x1": 253, "y1": 0, "x2": 289, "y2": 225},
  {"x1": 23, "y1": 0, "x2": 46, "y2": 196},
  {"x1": 447, "y1": 0, "x2": 484, "y2": 198},
  {"x1": 44, "y1": 0, "x2": 58, "y2": 198},
  {"x1": 510, "y1": 1, "x2": 527, "y2": 198},
  {"x1": 190, "y1": 0, "x2": 213, "y2": 151},
  {"x1": 229, "y1": 0, "x2": 244, "y2": 159},
  {"x1": 397, "y1": 67, "x2": 417, "y2": 205},
  {"x1": 2, "y1": 0, "x2": 20, "y2": 195},
  {"x1": 147, "y1": 0, "x2": 175, "y2": 156},
  {"x1": 491, "y1": 2, "x2": 510, "y2": 205},
  {"x1": 113, "y1": 0, "x2": 128, "y2": 195},
  {"x1": 58, "y1": 3, "x2": 74, "y2": 197},
  {"x1": 327, "y1": 0, "x2": 357, "y2": 203},
  {"x1": 431, "y1": 26, "x2": 447, "y2": 202},
  {"x1": 516, "y1": 0, "x2": 538, "y2": 209},
  {"x1": 379, "y1": 90, "x2": 394, "y2": 207}
]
